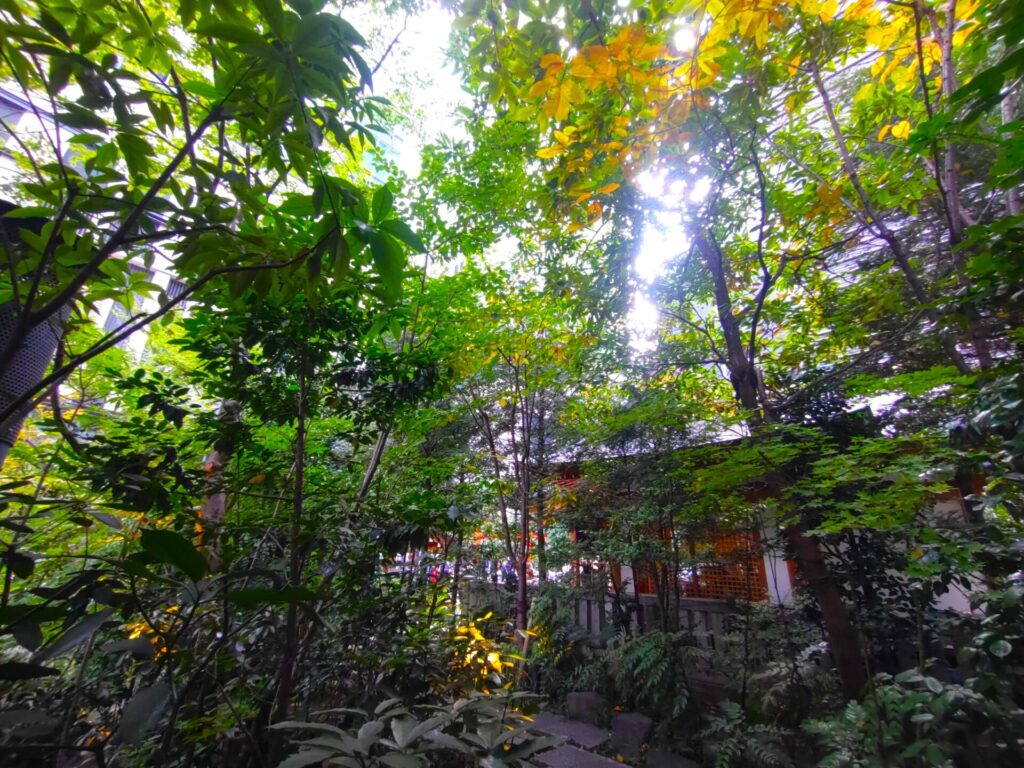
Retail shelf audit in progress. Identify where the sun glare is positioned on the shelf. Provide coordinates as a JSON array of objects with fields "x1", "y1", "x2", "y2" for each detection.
[{"x1": 674, "y1": 27, "x2": 697, "y2": 53}]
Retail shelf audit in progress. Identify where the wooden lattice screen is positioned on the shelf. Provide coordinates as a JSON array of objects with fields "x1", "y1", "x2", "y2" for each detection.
[{"x1": 632, "y1": 530, "x2": 768, "y2": 602}]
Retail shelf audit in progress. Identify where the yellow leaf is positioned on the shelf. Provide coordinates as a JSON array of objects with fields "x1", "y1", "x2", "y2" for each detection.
[
  {"x1": 865, "y1": 23, "x2": 889, "y2": 49},
  {"x1": 595, "y1": 182, "x2": 620, "y2": 195},
  {"x1": 879, "y1": 55, "x2": 901, "y2": 84},
  {"x1": 890, "y1": 64, "x2": 915, "y2": 90},
  {"x1": 536, "y1": 145, "x2": 564, "y2": 159},
  {"x1": 952, "y1": 22, "x2": 978, "y2": 47},
  {"x1": 787, "y1": 53, "x2": 802, "y2": 77},
  {"x1": 528, "y1": 78, "x2": 551, "y2": 99},
  {"x1": 587, "y1": 200, "x2": 603, "y2": 218},
  {"x1": 540, "y1": 52, "x2": 563, "y2": 70},
  {"x1": 891, "y1": 119, "x2": 911, "y2": 139},
  {"x1": 819, "y1": 0, "x2": 838, "y2": 23},
  {"x1": 854, "y1": 82, "x2": 874, "y2": 104},
  {"x1": 955, "y1": 0, "x2": 980, "y2": 20},
  {"x1": 544, "y1": 79, "x2": 583, "y2": 122},
  {"x1": 800, "y1": 0, "x2": 820, "y2": 15},
  {"x1": 845, "y1": 0, "x2": 873, "y2": 20},
  {"x1": 634, "y1": 42, "x2": 666, "y2": 62},
  {"x1": 553, "y1": 129, "x2": 575, "y2": 146}
]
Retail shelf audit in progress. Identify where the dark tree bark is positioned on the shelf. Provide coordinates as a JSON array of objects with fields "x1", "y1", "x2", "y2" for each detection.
[
  {"x1": 270, "y1": 363, "x2": 306, "y2": 761},
  {"x1": 696, "y1": 230, "x2": 867, "y2": 700}
]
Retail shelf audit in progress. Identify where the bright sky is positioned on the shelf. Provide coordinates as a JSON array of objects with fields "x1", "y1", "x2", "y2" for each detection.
[{"x1": 364, "y1": 5, "x2": 687, "y2": 351}]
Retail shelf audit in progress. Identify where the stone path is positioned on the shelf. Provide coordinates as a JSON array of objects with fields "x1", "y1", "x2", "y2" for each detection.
[
  {"x1": 528, "y1": 712, "x2": 610, "y2": 750},
  {"x1": 526, "y1": 710, "x2": 701, "y2": 768},
  {"x1": 532, "y1": 744, "x2": 624, "y2": 768}
]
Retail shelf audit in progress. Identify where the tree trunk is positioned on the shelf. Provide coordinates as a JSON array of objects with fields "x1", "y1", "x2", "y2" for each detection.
[
  {"x1": 451, "y1": 530, "x2": 463, "y2": 620},
  {"x1": 698, "y1": 229, "x2": 867, "y2": 698},
  {"x1": 784, "y1": 522, "x2": 866, "y2": 699},
  {"x1": 631, "y1": 561, "x2": 646, "y2": 634},
  {"x1": 1004, "y1": 91, "x2": 1022, "y2": 217},
  {"x1": 199, "y1": 400, "x2": 241, "y2": 568},
  {"x1": 930, "y1": 1, "x2": 993, "y2": 368},
  {"x1": 695, "y1": 233, "x2": 762, "y2": 418},
  {"x1": 516, "y1": 555, "x2": 529, "y2": 642},
  {"x1": 270, "y1": 364, "x2": 306, "y2": 760},
  {"x1": 535, "y1": 487, "x2": 548, "y2": 584}
]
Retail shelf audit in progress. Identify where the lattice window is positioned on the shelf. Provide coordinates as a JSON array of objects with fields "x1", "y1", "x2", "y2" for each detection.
[{"x1": 680, "y1": 531, "x2": 767, "y2": 602}]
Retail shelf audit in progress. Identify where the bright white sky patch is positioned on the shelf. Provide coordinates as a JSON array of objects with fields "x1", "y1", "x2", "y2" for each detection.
[
  {"x1": 354, "y1": 4, "x2": 469, "y2": 178},
  {"x1": 357, "y1": 5, "x2": 694, "y2": 352},
  {"x1": 627, "y1": 293, "x2": 660, "y2": 352},
  {"x1": 635, "y1": 169, "x2": 666, "y2": 198},
  {"x1": 673, "y1": 27, "x2": 697, "y2": 53},
  {"x1": 689, "y1": 176, "x2": 711, "y2": 203},
  {"x1": 636, "y1": 213, "x2": 687, "y2": 284}
]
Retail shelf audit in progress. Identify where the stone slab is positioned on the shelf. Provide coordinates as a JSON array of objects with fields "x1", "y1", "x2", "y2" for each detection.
[
  {"x1": 610, "y1": 712, "x2": 653, "y2": 760},
  {"x1": 567, "y1": 692, "x2": 610, "y2": 728},
  {"x1": 532, "y1": 744, "x2": 626, "y2": 768},
  {"x1": 646, "y1": 749, "x2": 701, "y2": 768},
  {"x1": 529, "y1": 712, "x2": 610, "y2": 750}
]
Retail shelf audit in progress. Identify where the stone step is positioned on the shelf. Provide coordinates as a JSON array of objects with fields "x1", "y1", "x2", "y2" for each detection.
[
  {"x1": 531, "y1": 744, "x2": 627, "y2": 768},
  {"x1": 646, "y1": 749, "x2": 701, "y2": 768},
  {"x1": 528, "y1": 712, "x2": 610, "y2": 751}
]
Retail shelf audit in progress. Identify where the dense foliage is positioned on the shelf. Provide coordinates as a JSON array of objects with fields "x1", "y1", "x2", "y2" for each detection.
[{"x1": 0, "y1": 0, "x2": 1022, "y2": 766}]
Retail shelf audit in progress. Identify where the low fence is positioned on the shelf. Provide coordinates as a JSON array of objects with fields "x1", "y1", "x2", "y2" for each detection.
[
  {"x1": 575, "y1": 594, "x2": 737, "y2": 646},
  {"x1": 461, "y1": 578, "x2": 516, "y2": 619}
]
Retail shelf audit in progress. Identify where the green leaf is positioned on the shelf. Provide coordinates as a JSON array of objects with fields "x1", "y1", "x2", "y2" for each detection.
[
  {"x1": 10, "y1": 620, "x2": 43, "y2": 651},
  {"x1": 0, "y1": 519, "x2": 33, "y2": 534},
  {"x1": 101, "y1": 637, "x2": 155, "y2": 658},
  {"x1": 195, "y1": 21, "x2": 268, "y2": 47},
  {"x1": 286, "y1": 0, "x2": 320, "y2": 17},
  {"x1": 368, "y1": 231, "x2": 405, "y2": 303},
  {"x1": 90, "y1": 512, "x2": 123, "y2": 529},
  {"x1": 925, "y1": 743, "x2": 946, "y2": 766},
  {"x1": 253, "y1": 0, "x2": 287, "y2": 36},
  {"x1": 139, "y1": 529, "x2": 208, "y2": 581},
  {"x1": 118, "y1": 683, "x2": 172, "y2": 743},
  {"x1": 33, "y1": 608, "x2": 114, "y2": 662},
  {"x1": 989, "y1": 638, "x2": 1012, "y2": 658},
  {"x1": 379, "y1": 754, "x2": 418, "y2": 768},
  {"x1": 378, "y1": 219, "x2": 426, "y2": 253},
  {"x1": 57, "y1": 103, "x2": 108, "y2": 131},
  {"x1": 117, "y1": 132, "x2": 152, "y2": 178},
  {"x1": 372, "y1": 185, "x2": 394, "y2": 223}
]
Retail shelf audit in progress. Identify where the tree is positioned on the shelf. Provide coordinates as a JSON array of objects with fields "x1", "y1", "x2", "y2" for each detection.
[
  {"x1": 0, "y1": 0, "x2": 424, "y2": 464},
  {"x1": 451, "y1": 0, "x2": 1021, "y2": 700}
]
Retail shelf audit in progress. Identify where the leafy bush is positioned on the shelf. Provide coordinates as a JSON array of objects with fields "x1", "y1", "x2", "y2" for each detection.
[
  {"x1": 272, "y1": 692, "x2": 560, "y2": 768},
  {"x1": 700, "y1": 701, "x2": 792, "y2": 768},
  {"x1": 606, "y1": 630, "x2": 702, "y2": 720},
  {"x1": 526, "y1": 581, "x2": 605, "y2": 700}
]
